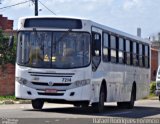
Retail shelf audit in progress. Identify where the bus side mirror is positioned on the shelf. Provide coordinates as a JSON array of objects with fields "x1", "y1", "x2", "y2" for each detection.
[{"x1": 8, "y1": 36, "x2": 14, "y2": 48}]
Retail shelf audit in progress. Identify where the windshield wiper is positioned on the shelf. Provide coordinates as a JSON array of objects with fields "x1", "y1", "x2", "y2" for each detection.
[{"x1": 56, "y1": 29, "x2": 72, "y2": 43}]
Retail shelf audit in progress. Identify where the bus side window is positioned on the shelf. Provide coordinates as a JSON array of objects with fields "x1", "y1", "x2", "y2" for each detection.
[
  {"x1": 145, "y1": 45, "x2": 149, "y2": 68},
  {"x1": 126, "y1": 40, "x2": 131, "y2": 65},
  {"x1": 92, "y1": 32, "x2": 101, "y2": 71},
  {"x1": 92, "y1": 33, "x2": 101, "y2": 56},
  {"x1": 139, "y1": 44, "x2": 144, "y2": 67},
  {"x1": 103, "y1": 33, "x2": 110, "y2": 62}
]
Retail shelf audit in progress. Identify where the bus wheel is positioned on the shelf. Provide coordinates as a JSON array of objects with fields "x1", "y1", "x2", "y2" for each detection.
[
  {"x1": 117, "y1": 85, "x2": 136, "y2": 109},
  {"x1": 92, "y1": 85, "x2": 105, "y2": 113},
  {"x1": 32, "y1": 99, "x2": 44, "y2": 110}
]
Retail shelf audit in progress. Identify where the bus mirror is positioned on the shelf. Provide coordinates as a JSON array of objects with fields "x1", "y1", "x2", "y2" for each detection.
[{"x1": 8, "y1": 36, "x2": 14, "y2": 48}]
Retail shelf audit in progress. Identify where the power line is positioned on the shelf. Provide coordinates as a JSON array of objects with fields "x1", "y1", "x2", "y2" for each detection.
[
  {"x1": 0, "y1": 0, "x2": 30, "y2": 10},
  {"x1": 0, "y1": 0, "x2": 57, "y2": 16},
  {"x1": 38, "y1": 0, "x2": 56, "y2": 15}
]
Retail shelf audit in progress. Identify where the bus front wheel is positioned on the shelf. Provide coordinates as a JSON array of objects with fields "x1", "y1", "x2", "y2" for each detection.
[
  {"x1": 32, "y1": 99, "x2": 44, "y2": 110},
  {"x1": 92, "y1": 85, "x2": 105, "y2": 113}
]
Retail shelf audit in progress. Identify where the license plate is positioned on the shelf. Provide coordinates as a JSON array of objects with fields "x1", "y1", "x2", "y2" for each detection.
[{"x1": 45, "y1": 89, "x2": 57, "y2": 93}]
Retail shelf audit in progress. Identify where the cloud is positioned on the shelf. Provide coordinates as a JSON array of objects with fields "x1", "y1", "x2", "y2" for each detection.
[
  {"x1": 123, "y1": 0, "x2": 142, "y2": 10},
  {"x1": 38, "y1": 0, "x2": 114, "y2": 19},
  {"x1": 1, "y1": 0, "x2": 160, "y2": 37}
]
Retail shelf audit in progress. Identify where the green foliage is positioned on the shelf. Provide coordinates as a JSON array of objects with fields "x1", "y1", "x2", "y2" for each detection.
[
  {"x1": 0, "y1": 96, "x2": 16, "y2": 101},
  {"x1": 0, "y1": 29, "x2": 16, "y2": 67},
  {"x1": 150, "y1": 82, "x2": 156, "y2": 94}
]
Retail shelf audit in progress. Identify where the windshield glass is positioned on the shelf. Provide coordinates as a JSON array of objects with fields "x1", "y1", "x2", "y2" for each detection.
[{"x1": 17, "y1": 31, "x2": 90, "y2": 68}]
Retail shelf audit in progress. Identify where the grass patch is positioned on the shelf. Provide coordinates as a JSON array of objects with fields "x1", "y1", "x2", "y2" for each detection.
[
  {"x1": 0, "y1": 96, "x2": 16, "y2": 101},
  {"x1": 143, "y1": 93, "x2": 156, "y2": 99},
  {"x1": 150, "y1": 81, "x2": 156, "y2": 94},
  {"x1": 143, "y1": 81, "x2": 158, "y2": 100}
]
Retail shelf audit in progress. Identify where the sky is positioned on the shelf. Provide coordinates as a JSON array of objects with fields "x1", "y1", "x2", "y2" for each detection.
[{"x1": 0, "y1": 0, "x2": 160, "y2": 38}]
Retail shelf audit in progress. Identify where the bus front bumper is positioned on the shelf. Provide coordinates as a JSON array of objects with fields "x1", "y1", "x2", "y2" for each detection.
[{"x1": 15, "y1": 82, "x2": 91, "y2": 102}]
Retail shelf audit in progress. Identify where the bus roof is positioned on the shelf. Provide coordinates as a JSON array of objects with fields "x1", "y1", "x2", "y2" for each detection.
[{"x1": 19, "y1": 16, "x2": 150, "y2": 44}]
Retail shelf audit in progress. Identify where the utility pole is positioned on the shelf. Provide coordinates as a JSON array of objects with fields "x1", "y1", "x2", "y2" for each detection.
[{"x1": 35, "y1": 0, "x2": 38, "y2": 16}]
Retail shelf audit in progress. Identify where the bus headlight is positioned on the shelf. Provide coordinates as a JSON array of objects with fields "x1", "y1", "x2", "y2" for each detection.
[
  {"x1": 74, "y1": 79, "x2": 90, "y2": 87},
  {"x1": 16, "y1": 77, "x2": 29, "y2": 85}
]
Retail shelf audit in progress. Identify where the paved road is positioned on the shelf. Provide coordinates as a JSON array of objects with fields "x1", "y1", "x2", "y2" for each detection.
[{"x1": 0, "y1": 99, "x2": 160, "y2": 124}]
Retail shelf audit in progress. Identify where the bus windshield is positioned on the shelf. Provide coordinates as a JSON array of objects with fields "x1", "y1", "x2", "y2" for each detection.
[{"x1": 17, "y1": 31, "x2": 90, "y2": 69}]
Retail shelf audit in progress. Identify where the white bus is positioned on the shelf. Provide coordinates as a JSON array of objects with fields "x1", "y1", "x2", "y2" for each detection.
[{"x1": 15, "y1": 16, "x2": 150, "y2": 112}]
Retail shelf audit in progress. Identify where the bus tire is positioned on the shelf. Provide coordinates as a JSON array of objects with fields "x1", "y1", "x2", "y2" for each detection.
[
  {"x1": 92, "y1": 85, "x2": 105, "y2": 113},
  {"x1": 128, "y1": 85, "x2": 136, "y2": 109},
  {"x1": 117, "y1": 85, "x2": 136, "y2": 109},
  {"x1": 32, "y1": 99, "x2": 44, "y2": 110}
]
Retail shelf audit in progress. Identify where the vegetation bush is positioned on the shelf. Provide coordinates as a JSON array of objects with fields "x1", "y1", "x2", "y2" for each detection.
[
  {"x1": 150, "y1": 82, "x2": 156, "y2": 94},
  {"x1": 0, "y1": 29, "x2": 16, "y2": 68}
]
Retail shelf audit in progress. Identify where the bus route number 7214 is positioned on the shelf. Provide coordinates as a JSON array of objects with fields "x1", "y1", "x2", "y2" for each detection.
[{"x1": 62, "y1": 78, "x2": 71, "y2": 82}]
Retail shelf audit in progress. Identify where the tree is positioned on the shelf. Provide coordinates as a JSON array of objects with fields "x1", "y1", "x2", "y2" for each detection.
[{"x1": 0, "y1": 29, "x2": 16, "y2": 70}]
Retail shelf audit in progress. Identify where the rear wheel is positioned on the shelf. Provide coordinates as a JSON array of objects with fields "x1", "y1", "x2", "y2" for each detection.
[
  {"x1": 32, "y1": 99, "x2": 44, "y2": 110},
  {"x1": 117, "y1": 85, "x2": 136, "y2": 109},
  {"x1": 92, "y1": 85, "x2": 105, "y2": 113}
]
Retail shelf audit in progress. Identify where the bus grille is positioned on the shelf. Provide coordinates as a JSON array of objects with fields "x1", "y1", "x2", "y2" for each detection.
[
  {"x1": 38, "y1": 92, "x2": 64, "y2": 96},
  {"x1": 32, "y1": 82, "x2": 71, "y2": 86},
  {"x1": 29, "y1": 72, "x2": 75, "y2": 77}
]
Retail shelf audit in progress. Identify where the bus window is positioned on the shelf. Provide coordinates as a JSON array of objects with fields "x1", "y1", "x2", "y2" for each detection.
[
  {"x1": 126, "y1": 40, "x2": 131, "y2": 65},
  {"x1": 139, "y1": 44, "x2": 143, "y2": 67},
  {"x1": 145, "y1": 45, "x2": 149, "y2": 68},
  {"x1": 118, "y1": 38, "x2": 124, "y2": 64},
  {"x1": 133, "y1": 42, "x2": 138, "y2": 66},
  {"x1": 110, "y1": 35, "x2": 117, "y2": 63},
  {"x1": 92, "y1": 32, "x2": 101, "y2": 71},
  {"x1": 103, "y1": 33, "x2": 109, "y2": 62}
]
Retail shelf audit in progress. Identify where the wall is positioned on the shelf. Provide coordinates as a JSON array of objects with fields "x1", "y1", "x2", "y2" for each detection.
[
  {"x1": 0, "y1": 64, "x2": 15, "y2": 96},
  {"x1": 0, "y1": 15, "x2": 13, "y2": 30},
  {"x1": 0, "y1": 15, "x2": 15, "y2": 96},
  {"x1": 151, "y1": 48, "x2": 158, "y2": 81}
]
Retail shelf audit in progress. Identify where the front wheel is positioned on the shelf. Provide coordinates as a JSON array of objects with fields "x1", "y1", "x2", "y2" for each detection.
[
  {"x1": 32, "y1": 99, "x2": 44, "y2": 110},
  {"x1": 92, "y1": 85, "x2": 105, "y2": 113}
]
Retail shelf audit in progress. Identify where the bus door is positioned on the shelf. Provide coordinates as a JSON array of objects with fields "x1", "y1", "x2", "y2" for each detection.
[
  {"x1": 91, "y1": 27, "x2": 102, "y2": 71},
  {"x1": 91, "y1": 27, "x2": 103, "y2": 102}
]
